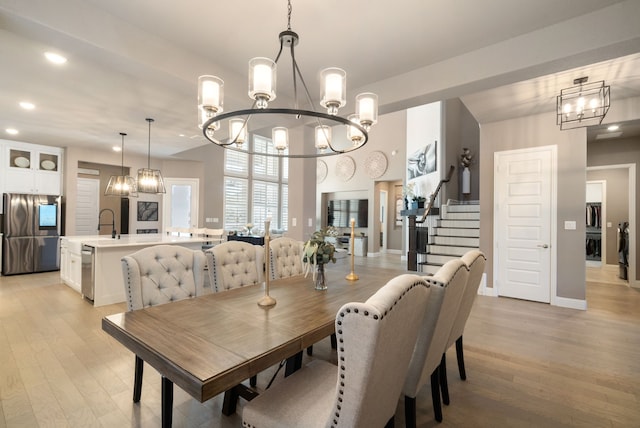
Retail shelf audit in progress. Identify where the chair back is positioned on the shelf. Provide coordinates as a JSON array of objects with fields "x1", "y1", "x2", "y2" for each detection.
[
  {"x1": 121, "y1": 245, "x2": 206, "y2": 311},
  {"x1": 330, "y1": 274, "x2": 431, "y2": 427},
  {"x1": 446, "y1": 250, "x2": 486, "y2": 349},
  {"x1": 205, "y1": 241, "x2": 264, "y2": 292},
  {"x1": 201, "y1": 228, "x2": 226, "y2": 250},
  {"x1": 269, "y1": 237, "x2": 304, "y2": 280},
  {"x1": 403, "y1": 259, "x2": 469, "y2": 398}
]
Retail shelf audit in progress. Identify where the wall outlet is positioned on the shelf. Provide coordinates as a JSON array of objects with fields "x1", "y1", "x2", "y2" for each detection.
[
  {"x1": 292, "y1": 218, "x2": 297, "y2": 227},
  {"x1": 308, "y1": 218, "x2": 312, "y2": 227}
]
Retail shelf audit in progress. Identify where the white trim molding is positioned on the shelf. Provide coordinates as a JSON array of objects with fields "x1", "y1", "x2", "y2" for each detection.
[{"x1": 555, "y1": 296, "x2": 587, "y2": 311}]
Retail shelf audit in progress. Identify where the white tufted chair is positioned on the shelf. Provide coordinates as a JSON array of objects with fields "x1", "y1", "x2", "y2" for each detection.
[
  {"x1": 403, "y1": 258, "x2": 469, "y2": 426},
  {"x1": 121, "y1": 245, "x2": 207, "y2": 404},
  {"x1": 205, "y1": 241, "x2": 264, "y2": 293},
  {"x1": 439, "y1": 250, "x2": 486, "y2": 406},
  {"x1": 268, "y1": 237, "x2": 304, "y2": 280},
  {"x1": 242, "y1": 274, "x2": 432, "y2": 428}
]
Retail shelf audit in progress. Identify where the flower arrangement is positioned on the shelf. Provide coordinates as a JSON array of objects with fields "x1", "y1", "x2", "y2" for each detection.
[{"x1": 302, "y1": 227, "x2": 337, "y2": 279}]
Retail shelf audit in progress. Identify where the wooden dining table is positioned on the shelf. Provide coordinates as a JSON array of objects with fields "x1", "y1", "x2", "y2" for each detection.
[{"x1": 102, "y1": 261, "x2": 409, "y2": 428}]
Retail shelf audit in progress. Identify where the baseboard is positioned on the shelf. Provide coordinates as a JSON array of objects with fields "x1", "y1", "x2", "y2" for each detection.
[
  {"x1": 553, "y1": 296, "x2": 587, "y2": 310},
  {"x1": 478, "y1": 274, "x2": 497, "y2": 296},
  {"x1": 386, "y1": 249, "x2": 402, "y2": 255},
  {"x1": 367, "y1": 252, "x2": 380, "y2": 258}
]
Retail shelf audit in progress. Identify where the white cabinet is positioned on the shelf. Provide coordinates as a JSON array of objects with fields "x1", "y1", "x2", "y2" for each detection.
[
  {"x1": 4, "y1": 143, "x2": 62, "y2": 195},
  {"x1": 60, "y1": 238, "x2": 82, "y2": 293}
]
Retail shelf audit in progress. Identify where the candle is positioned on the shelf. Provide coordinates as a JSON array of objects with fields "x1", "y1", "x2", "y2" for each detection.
[{"x1": 351, "y1": 218, "x2": 355, "y2": 226}]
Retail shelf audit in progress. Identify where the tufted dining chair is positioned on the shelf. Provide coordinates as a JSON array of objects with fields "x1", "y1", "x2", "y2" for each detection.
[
  {"x1": 403, "y1": 258, "x2": 469, "y2": 426},
  {"x1": 242, "y1": 274, "x2": 432, "y2": 428},
  {"x1": 438, "y1": 250, "x2": 486, "y2": 406},
  {"x1": 205, "y1": 241, "x2": 264, "y2": 292},
  {"x1": 268, "y1": 237, "x2": 304, "y2": 280},
  {"x1": 121, "y1": 245, "x2": 207, "y2": 403}
]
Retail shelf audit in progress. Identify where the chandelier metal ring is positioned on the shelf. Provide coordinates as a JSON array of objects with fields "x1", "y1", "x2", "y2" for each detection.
[{"x1": 202, "y1": 108, "x2": 369, "y2": 158}]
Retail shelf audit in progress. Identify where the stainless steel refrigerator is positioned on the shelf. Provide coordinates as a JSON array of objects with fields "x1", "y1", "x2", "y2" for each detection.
[{"x1": 2, "y1": 193, "x2": 61, "y2": 275}]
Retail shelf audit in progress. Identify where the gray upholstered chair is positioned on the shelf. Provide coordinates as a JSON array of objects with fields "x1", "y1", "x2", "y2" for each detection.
[
  {"x1": 205, "y1": 241, "x2": 264, "y2": 293},
  {"x1": 439, "y1": 250, "x2": 486, "y2": 405},
  {"x1": 121, "y1": 245, "x2": 207, "y2": 403},
  {"x1": 242, "y1": 274, "x2": 432, "y2": 428},
  {"x1": 268, "y1": 237, "x2": 304, "y2": 280},
  {"x1": 403, "y1": 258, "x2": 469, "y2": 426}
]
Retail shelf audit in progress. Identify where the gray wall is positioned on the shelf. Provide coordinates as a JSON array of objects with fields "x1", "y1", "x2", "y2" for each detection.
[
  {"x1": 444, "y1": 99, "x2": 480, "y2": 201},
  {"x1": 479, "y1": 111, "x2": 587, "y2": 301}
]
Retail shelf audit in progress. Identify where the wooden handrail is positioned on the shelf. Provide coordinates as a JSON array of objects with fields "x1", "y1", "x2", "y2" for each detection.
[{"x1": 416, "y1": 165, "x2": 455, "y2": 224}]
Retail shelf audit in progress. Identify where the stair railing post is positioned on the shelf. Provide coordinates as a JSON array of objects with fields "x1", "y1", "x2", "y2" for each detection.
[{"x1": 408, "y1": 213, "x2": 417, "y2": 271}]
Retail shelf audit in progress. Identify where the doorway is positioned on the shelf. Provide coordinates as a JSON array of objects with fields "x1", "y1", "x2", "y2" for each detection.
[
  {"x1": 162, "y1": 178, "x2": 200, "y2": 231},
  {"x1": 379, "y1": 189, "x2": 388, "y2": 252},
  {"x1": 586, "y1": 164, "x2": 636, "y2": 287}
]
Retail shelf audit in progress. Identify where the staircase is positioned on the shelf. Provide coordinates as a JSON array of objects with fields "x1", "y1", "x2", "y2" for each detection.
[{"x1": 418, "y1": 201, "x2": 480, "y2": 275}]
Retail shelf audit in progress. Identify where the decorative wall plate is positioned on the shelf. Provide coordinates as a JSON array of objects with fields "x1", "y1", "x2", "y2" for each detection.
[
  {"x1": 41, "y1": 160, "x2": 56, "y2": 170},
  {"x1": 14, "y1": 156, "x2": 30, "y2": 168},
  {"x1": 336, "y1": 155, "x2": 356, "y2": 181},
  {"x1": 364, "y1": 151, "x2": 388, "y2": 178},
  {"x1": 317, "y1": 160, "x2": 328, "y2": 183}
]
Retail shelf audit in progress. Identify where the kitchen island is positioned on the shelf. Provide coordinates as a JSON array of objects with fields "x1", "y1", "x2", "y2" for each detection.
[{"x1": 60, "y1": 234, "x2": 210, "y2": 307}]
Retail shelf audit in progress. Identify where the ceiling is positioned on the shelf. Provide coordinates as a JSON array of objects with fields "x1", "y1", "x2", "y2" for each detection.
[{"x1": 1, "y1": 0, "x2": 639, "y2": 158}]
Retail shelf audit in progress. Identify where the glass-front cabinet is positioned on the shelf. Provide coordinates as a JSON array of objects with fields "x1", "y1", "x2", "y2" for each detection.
[{"x1": 3, "y1": 142, "x2": 62, "y2": 196}]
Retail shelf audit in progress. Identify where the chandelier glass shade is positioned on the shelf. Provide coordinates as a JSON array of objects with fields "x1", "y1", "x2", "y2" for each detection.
[
  {"x1": 105, "y1": 132, "x2": 138, "y2": 197},
  {"x1": 556, "y1": 77, "x2": 610, "y2": 130},
  {"x1": 136, "y1": 118, "x2": 166, "y2": 194},
  {"x1": 197, "y1": 0, "x2": 378, "y2": 158}
]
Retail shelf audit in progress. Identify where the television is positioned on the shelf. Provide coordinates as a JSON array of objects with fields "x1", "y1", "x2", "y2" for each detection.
[
  {"x1": 39, "y1": 204, "x2": 58, "y2": 228},
  {"x1": 327, "y1": 199, "x2": 368, "y2": 228}
]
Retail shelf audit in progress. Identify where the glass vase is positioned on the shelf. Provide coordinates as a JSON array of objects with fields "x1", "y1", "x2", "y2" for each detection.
[{"x1": 314, "y1": 263, "x2": 327, "y2": 290}]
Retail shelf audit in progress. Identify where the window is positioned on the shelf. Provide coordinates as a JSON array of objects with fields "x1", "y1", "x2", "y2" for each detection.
[{"x1": 223, "y1": 135, "x2": 288, "y2": 232}]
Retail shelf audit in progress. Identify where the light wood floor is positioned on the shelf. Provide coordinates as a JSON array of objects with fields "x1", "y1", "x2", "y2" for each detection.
[{"x1": 1, "y1": 256, "x2": 639, "y2": 427}]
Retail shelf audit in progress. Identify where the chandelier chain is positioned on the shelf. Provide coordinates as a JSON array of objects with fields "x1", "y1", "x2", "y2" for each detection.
[{"x1": 287, "y1": 0, "x2": 292, "y2": 31}]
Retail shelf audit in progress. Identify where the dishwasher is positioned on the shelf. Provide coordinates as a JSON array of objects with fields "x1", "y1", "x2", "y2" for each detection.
[{"x1": 81, "y1": 245, "x2": 96, "y2": 302}]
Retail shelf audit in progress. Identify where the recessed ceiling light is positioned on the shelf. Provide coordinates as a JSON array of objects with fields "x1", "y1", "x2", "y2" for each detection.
[
  {"x1": 19, "y1": 101, "x2": 35, "y2": 110},
  {"x1": 179, "y1": 134, "x2": 185, "y2": 137},
  {"x1": 44, "y1": 52, "x2": 67, "y2": 65},
  {"x1": 6, "y1": 128, "x2": 19, "y2": 135},
  {"x1": 607, "y1": 125, "x2": 620, "y2": 131},
  {"x1": 113, "y1": 146, "x2": 122, "y2": 152}
]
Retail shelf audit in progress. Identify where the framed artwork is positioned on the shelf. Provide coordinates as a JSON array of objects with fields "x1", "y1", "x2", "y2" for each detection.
[
  {"x1": 137, "y1": 201, "x2": 158, "y2": 221},
  {"x1": 395, "y1": 185, "x2": 404, "y2": 227},
  {"x1": 407, "y1": 141, "x2": 437, "y2": 179},
  {"x1": 136, "y1": 228, "x2": 158, "y2": 234}
]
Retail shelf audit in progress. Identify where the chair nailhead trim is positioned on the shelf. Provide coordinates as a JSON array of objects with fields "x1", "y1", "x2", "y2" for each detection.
[{"x1": 329, "y1": 280, "x2": 425, "y2": 426}]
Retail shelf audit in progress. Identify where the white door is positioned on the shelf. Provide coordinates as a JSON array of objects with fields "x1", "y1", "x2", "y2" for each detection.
[
  {"x1": 162, "y1": 178, "x2": 199, "y2": 231},
  {"x1": 494, "y1": 146, "x2": 556, "y2": 303},
  {"x1": 76, "y1": 178, "x2": 100, "y2": 235}
]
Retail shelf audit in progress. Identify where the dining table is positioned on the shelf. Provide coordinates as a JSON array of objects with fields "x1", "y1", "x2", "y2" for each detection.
[{"x1": 102, "y1": 260, "x2": 410, "y2": 428}]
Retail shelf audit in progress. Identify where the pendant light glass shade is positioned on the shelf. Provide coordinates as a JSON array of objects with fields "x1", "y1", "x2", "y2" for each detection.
[
  {"x1": 136, "y1": 118, "x2": 166, "y2": 194},
  {"x1": 105, "y1": 132, "x2": 138, "y2": 197}
]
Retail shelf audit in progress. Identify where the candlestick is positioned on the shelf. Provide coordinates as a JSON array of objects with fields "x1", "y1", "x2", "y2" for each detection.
[
  {"x1": 258, "y1": 219, "x2": 276, "y2": 307},
  {"x1": 346, "y1": 218, "x2": 359, "y2": 281}
]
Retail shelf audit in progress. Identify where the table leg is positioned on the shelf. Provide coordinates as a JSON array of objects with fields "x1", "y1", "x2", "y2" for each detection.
[
  {"x1": 284, "y1": 351, "x2": 303, "y2": 377},
  {"x1": 162, "y1": 376, "x2": 173, "y2": 428}
]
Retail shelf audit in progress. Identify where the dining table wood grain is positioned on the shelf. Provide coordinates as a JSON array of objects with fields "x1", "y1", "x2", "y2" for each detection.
[{"x1": 102, "y1": 261, "x2": 411, "y2": 426}]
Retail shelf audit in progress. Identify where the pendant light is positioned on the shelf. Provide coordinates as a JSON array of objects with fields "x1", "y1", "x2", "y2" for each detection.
[
  {"x1": 105, "y1": 132, "x2": 138, "y2": 197},
  {"x1": 136, "y1": 118, "x2": 166, "y2": 193}
]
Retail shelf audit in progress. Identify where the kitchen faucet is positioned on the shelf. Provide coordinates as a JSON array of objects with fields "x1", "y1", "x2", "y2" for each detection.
[{"x1": 98, "y1": 208, "x2": 118, "y2": 239}]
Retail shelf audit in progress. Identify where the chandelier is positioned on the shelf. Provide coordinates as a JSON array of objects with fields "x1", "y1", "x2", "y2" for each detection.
[
  {"x1": 136, "y1": 118, "x2": 166, "y2": 194},
  {"x1": 556, "y1": 77, "x2": 610, "y2": 130},
  {"x1": 105, "y1": 132, "x2": 137, "y2": 197},
  {"x1": 197, "y1": 0, "x2": 378, "y2": 158}
]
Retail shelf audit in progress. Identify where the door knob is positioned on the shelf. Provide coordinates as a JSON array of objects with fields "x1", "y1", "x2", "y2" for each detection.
[{"x1": 537, "y1": 244, "x2": 549, "y2": 248}]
